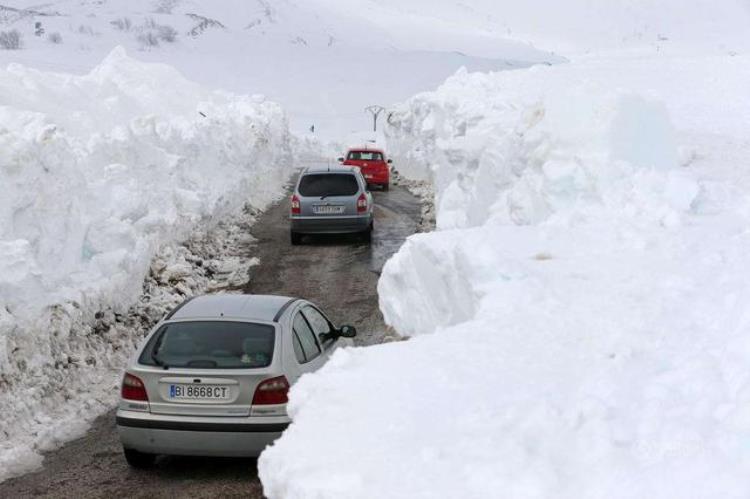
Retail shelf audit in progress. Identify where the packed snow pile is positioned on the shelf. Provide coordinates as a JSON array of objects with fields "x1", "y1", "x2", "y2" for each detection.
[
  {"x1": 0, "y1": 47, "x2": 292, "y2": 480},
  {"x1": 259, "y1": 54, "x2": 750, "y2": 498},
  {"x1": 383, "y1": 55, "x2": 747, "y2": 232}
]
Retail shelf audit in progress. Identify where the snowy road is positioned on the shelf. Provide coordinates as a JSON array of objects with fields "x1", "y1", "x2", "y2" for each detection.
[{"x1": 0, "y1": 183, "x2": 422, "y2": 498}]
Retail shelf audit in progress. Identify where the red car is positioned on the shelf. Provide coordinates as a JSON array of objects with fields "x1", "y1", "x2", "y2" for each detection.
[{"x1": 339, "y1": 147, "x2": 391, "y2": 191}]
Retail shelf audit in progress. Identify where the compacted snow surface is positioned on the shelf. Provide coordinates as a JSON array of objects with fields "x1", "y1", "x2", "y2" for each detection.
[
  {"x1": 258, "y1": 54, "x2": 750, "y2": 498},
  {"x1": 0, "y1": 47, "x2": 292, "y2": 480}
]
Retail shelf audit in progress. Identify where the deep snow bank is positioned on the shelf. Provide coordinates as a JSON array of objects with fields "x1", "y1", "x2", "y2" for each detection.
[
  {"x1": 259, "y1": 54, "x2": 750, "y2": 498},
  {"x1": 384, "y1": 55, "x2": 747, "y2": 231},
  {"x1": 0, "y1": 47, "x2": 292, "y2": 479}
]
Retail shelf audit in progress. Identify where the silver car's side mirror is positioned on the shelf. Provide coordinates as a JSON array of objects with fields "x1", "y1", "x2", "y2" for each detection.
[
  {"x1": 337, "y1": 157, "x2": 344, "y2": 162},
  {"x1": 338, "y1": 325, "x2": 357, "y2": 338}
]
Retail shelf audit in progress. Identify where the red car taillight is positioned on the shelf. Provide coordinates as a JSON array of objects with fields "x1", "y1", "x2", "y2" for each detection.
[
  {"x1": 291, "y1": 194, "x2": 301, "y2": 215},
  {"x1": 357, "y1": 193, "x2": 368, "y2": 213},
  {"x1": 252, "y1": 376, "x2": 290, "y2": 405},
  {"x1": 121, "y1": 373, "x2": 148, "y2": 401}
]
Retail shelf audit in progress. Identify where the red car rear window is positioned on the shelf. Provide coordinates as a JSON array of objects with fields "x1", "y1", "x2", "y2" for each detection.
[{"x1": 347, "y1": 151, "x2": 383, "y2": 161}]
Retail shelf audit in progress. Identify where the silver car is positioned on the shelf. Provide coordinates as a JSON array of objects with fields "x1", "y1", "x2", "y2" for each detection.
[
  {"x1": 290, "y1": 165, "x2": 374, "y2": 245},
  {"x1": 116, "y1": 294, "x2": 356, "y2": 467}
]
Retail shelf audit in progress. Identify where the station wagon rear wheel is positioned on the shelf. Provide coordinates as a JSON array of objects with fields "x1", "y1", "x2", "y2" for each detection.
[
  {"x1": 123, "y1": 447, "x2": 156, "y2": 468},
  {"x1": 362, "y1": 222, "x2": 373, "y2": 244},
  {"x1": 382, "y1": 183, "x2": 389, "y2": 191}
]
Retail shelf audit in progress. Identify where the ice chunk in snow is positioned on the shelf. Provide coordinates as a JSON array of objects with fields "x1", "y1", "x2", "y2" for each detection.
[
  {"x1": 0, "y1": 240, "x2": 40, "y2": 285},
  {"x1": 665, "y1": 171, "x2": 700, "y2": 212},
  {"x1": 609, "y1": 94, "x2": 679, "y2": 171}
]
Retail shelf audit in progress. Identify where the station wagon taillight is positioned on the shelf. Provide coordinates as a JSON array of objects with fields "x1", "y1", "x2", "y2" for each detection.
[
  {"x1": 121, "y1": 373, "x2": 148, "y2": 401},
  {"x1": 291, "y1": 194, "x2": 301, "y2": 215},
  {"x1": 357, "y1": 193, "x2": 368, "y2": 213},
  {"x1": 252, "y1": 376, "x2": 290, "y2": 405}
]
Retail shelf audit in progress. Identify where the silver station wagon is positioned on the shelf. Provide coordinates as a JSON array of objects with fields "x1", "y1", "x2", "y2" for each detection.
[
  {"x1": 289, "y1": 165, "x2": 374, "y2": 245},
  {"x1": 116, "y1": 294, "x2": 356, "y2": 467}
]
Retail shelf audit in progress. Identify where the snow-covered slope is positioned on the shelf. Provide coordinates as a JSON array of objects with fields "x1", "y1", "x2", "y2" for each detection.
[
  {"x1": 0, "y1": 47, "x2": 292, "y2": 480},
  {"x1": 330, "y1": 0, "x2": 750, "y2": 56},
  {"x1": 1, "y1": 1, "x2": 746, "y2": 139},
  {"x1": 258, "y1": 52, "x2": 750, "y2": 498},
  {"x1": 0, "y1": 0, "x2": 560, "y2": 140}
]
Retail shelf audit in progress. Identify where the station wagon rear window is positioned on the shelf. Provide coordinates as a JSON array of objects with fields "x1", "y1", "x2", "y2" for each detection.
[
  {"x1": 347, "y1": 151, "x2": 383, "y2": 161},
  {"x1": 139, "y1": 321, "x2": 275, "y2": 369},
  {"x1": 298, "y1": 173, "x2": 359, "y2": 197}
]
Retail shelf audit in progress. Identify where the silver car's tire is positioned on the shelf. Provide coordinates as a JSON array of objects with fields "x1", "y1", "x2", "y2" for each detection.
[
  {"x1": 123, "y1": 447, "x2": 156, "y2": 468},
  {"x1": 290, "y1": 231, "x2": 302, "y2": 245},
  {"x1": 362, "y1": 222, "x2": 373, "y2": 244}
]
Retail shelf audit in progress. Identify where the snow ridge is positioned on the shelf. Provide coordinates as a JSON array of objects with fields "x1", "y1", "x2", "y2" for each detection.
[
  {"x1": 259, "y1": 54, "x2": 750, "y2": 498},
  {"x1": 0, "y1": 47, "x2": 292, "y2": 480}
]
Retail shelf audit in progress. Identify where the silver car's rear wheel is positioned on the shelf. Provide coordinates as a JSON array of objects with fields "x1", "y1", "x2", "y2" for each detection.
[
  {"x1": 362, "y1": 221, "x2": 373, "y2": 244},
  {"x1": 290, "y1": 231, "x2": 302, "y2": 245},
  {"x1": 123, "y1": 447, "x2": 156, "y2": 468}
]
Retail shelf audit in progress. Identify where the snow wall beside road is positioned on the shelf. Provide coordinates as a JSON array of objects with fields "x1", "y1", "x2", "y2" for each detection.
[
  {"x1": 0, "y1": 47, "x2": 293, "y2": 479},
  {"x1": 259, "y1": 55, "x2": 750, "y2": 498}
]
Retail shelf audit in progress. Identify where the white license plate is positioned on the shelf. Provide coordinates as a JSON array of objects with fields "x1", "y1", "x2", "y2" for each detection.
[
  {"x1": 169, "y1": 384, "x2": 230, "y2": 400},
  {"x1": 314, "y1": 205, "x2": 344, "y2": 214}
]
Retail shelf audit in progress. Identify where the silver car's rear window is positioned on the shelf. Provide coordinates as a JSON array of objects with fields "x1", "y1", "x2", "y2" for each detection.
[
  {"x1": 139, "y1": 321, "x2": 275, "y2": 369},
  {"x1": 298, "y1": 173, "x2": 358, "y2": 197}
]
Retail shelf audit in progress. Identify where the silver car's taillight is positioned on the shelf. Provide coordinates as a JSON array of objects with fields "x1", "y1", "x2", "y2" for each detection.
[
  {"x1": 252, "y1": 376, "x2": 289, "y2": 405},
  {"x1": 121, "y1": 373, "x2": 149, "y2": 402},
  {"x1": 356, "y1": 193, "x2": 367, "y2": 213}
]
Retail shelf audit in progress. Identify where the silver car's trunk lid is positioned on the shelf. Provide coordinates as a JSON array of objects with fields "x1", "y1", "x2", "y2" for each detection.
[
  {"x1": 133, "y1": 319, "x2": 281, "y2": 416},
  {"x1": 136, "y1": 368, "x2": 277, "y2": 417},
  {"x1": 297, "y1": 172, "x2": 361, "y2": 217},
  {"x1": 300, "y1": 195, "x2": 359, "y2": 217}
]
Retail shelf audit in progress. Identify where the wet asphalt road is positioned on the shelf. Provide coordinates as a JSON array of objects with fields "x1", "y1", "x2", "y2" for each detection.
[{"x1": 0, "y1": 182, "x2": 420, "y2": 498}]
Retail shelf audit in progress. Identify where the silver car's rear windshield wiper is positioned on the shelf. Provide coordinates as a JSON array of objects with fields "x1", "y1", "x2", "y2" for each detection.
[
  {"x1": 152, "y1": 351, "x2": 168, "y2": 370},
  {"x1": 320, "y1": 194, "x2": 329, "y2": 200},
  {"x1": 151, "y1": 331, "x2": 170, "y2": 370}
]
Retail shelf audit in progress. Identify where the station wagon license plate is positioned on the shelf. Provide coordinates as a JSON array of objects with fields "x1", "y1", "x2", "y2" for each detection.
[
  {"x1": 314, "y1": 205, "x2": 344, "y2": 215},
  {"x1": 169, "y1": 384, "x2": 230, "y2": 400}
]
